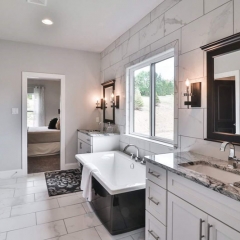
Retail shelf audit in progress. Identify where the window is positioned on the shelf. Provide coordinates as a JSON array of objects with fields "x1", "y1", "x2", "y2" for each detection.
[
  {"x1": 128, "y1": 50, "x2": 175, "y2": 144},
  {"x1": 27, "y1": 93, "x2": 34, "y2": 127}
]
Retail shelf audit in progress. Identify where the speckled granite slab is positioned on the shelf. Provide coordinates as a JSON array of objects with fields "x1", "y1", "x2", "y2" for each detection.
[
  {"x1": 144, "y1": 151, "x2": 240, "y2": 202},
  {"x1": 77, "y1": 129, "x2": 119, "y2": 136}
]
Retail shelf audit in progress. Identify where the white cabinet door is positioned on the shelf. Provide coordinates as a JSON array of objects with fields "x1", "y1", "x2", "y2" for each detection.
[
  {"x1": 208, "y1": 216, "x2": 240, "y2": 240},
  {"x1": 167, "y1": 192, "x2": 207, "y2": 240},
  {"x1": 78, "y1": 139, "x2": 92, "y2": 154}
]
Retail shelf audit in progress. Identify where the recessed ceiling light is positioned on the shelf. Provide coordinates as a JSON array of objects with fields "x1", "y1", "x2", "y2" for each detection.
[{"x1": 42, "y1": 19, "x2": 53, "y2": 25}]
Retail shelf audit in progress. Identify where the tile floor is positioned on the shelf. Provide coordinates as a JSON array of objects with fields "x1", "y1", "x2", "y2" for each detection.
[{"x1": 0, "y1": 172, "x2": 145, "y2": 240}]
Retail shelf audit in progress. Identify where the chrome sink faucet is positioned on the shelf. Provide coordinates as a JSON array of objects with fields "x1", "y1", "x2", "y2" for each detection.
[
  {"x1": 220, "y1": 142, "x2": 240, "y2": 169},
  {"x1": 123, "y1": 144, "x2": 140, "y2": 162}
]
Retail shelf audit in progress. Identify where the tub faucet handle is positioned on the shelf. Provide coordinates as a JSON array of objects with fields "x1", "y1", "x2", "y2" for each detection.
[{"x1": 130, "y1": 153, "x2": 135, "y2": 159}]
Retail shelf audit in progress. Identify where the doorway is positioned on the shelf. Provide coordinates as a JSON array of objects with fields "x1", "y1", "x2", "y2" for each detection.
[{"x1": 22, "y1": 72, "x2": 65, "y2": 175}]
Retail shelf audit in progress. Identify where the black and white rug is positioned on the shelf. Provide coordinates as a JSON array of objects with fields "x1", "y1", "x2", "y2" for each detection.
[{"x1": 45, "y1": 169, "x2": 82, "y2": 197}]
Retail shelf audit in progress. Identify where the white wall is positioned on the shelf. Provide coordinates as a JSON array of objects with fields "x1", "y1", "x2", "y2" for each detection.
[
  {"x1": 100, "y1": 0, "x2": 240, "y2": 160},
  {"x1": 28, "y1": 79, "x2": 61, "y2": 126},
  {"x1": 0, "y1": 40, "x2": 100, "y2": 171}
]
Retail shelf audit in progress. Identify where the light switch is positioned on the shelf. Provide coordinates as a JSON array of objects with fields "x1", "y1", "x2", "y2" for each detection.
[{"x1": 12, "y1": 108, "x2": 19, "y2": 114}]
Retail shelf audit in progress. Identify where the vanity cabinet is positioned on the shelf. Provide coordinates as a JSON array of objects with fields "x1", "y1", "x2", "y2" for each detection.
[
  {"x1": 77, "y1": 131, "x2": 120, "y2": 154},
  {"x1": 145, "y1": 162, "x2": 240, "y2": 240},
  {"x1": 167, "y1": 192, "x2": 207, "y2": 240},
  {"x1": 208, "y1": 216, "x2": 240, "y2": 240},
  {"x1": 167, "y1": 192, "x2": 240, "y2": 240}
]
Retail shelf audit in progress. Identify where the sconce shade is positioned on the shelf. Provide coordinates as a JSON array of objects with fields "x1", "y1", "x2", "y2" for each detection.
[
  {"x1": 115, "y1": 96, "x2": 120, "y2": 109},
  {"x1": 184, "y1": 82, "x2": 201, "y2": 108}
]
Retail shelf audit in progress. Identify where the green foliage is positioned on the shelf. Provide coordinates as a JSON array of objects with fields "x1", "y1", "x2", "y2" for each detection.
[
  {"x1": 134, "y1": 71, "x2": 174, "y2": 97},
  {"x1": 135, "y1": 88, "x2": 144, "y2": 110},
  {"x1": 155, "y1": 93, "x2": 160, "y2": 105},
  {"x1": 134, "y1": 71, "x2": 150, "y2": 96},
  {"x1": 155, "y1": 73, "x2": 174, "y2": 96}
]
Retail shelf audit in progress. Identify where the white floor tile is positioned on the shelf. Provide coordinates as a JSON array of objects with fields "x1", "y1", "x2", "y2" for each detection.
[
  {"x1": 0, "y1": 213, "x2": 35, "y2": 233},
  {"x1": 17, "y1": 174, "x2": 44, "y2": 183},
  {"x1": 82, "y1": 202, "x2": 93, "y2": 213},
  {"x1": 11, "y1": 199, "x2": 59, "y2": 216},
  {"x1": 64, "y1": 212, "x2": 101, "y2": 233},
  {"x1": 36, "y1": 204, "x2": 85, "y2": 224},
  {"x1": 14, "y1": 185, "x2": 47, "y2": 197},
  {"x1": 34, "y1": 192, "x2": 79, "y2": 202},
  {"x1": 0, "y1": 179, "x2": 16, "y2": 186},
  {"x1": 0, "y1": 232, "x2": 6, "y2": 240},
  {"x1": 131, "y1": 231, "x2": 145, "y2": 240},
  {"x1": 0, "y1": 182, "x2": 33, "y2": 190},
  {"x1": 6, "y1": 220, "x2": 67, "y2": 240},
  {"x1": 33, "y1": 180, "x2": 46, "y2": 187},
  {"x1": 49, "y1": 228, "x2": 102, "y2": 240},
  {"x1": 0, "y1": 194, "x2": 34, "y2": 208},
  {"x1": 0, "y1": 190, "x2": 14, "y2": 200},
  {"x1": 0, "y1": 207, "x2": 11, "y2": 220},
  {"x1": 57, "y1": 194, "x2": 85, "y2": 207},
  {"x1": 95, "y1": 225, "x2": 144, "y2": 240}
]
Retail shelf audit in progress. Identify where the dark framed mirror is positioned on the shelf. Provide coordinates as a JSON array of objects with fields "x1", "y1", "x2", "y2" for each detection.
[
  {"x1": 201, "y1": 33, "x2": 240, "y2": 144},
  {"x1": 102, "y1": 80, "x2": 115, "y2": 124}
]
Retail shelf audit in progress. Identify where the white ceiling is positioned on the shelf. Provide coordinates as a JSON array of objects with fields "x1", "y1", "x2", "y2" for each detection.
[{"x1": 0, "y1": 0, "x2": 163, "y2": 52}]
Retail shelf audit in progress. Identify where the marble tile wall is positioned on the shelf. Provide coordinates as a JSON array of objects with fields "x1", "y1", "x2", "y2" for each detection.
[{"x1": 100, "y1": 0, "x2": 240, "y2": 160}]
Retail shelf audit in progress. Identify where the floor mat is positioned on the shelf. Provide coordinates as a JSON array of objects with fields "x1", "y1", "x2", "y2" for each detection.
[{"x1": 45, "y1": 169, "x2": 82, "y2": 196}]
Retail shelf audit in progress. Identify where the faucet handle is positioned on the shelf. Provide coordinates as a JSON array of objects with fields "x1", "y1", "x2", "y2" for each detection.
[
  {"x1": 135, "y1": 156, "x2": 141, "y2": 162},
  {"x1": 140, "y1": 158, "x2": 146, "y2": 165},
  {"x1": 130, "y1": 153, "x2": 135, "y2": 159}
]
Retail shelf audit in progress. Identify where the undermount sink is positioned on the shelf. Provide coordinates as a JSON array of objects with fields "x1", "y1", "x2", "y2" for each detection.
[{"x1": 183, "y1": 164, "x2": 240, "y2": 184}]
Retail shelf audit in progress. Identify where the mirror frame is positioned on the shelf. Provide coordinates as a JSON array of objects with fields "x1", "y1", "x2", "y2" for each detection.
[
  {"x1": 102, "y1": 80, "x2": 115, "y2": 124},
  {"x1": 201, "y1": 33, "x2": 240, "y2": 144}
]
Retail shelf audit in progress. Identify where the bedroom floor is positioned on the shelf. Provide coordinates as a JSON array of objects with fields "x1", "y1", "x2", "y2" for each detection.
[
  {"x1": 0, "y1": 172, "x2": 145, "y2": 240},
  {"x1": 28, "y1": 154, "x2": 60, "y2": 174}
]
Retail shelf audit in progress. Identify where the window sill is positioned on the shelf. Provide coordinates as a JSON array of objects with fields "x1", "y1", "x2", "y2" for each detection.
[{"x1": 124, "y1": 134, "x2": 175, "y2": 149}]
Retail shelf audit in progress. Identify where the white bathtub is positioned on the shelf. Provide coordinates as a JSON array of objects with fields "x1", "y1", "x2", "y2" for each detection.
[{"x1": 75, "y1": 151, "x2": 146, "y2": 195}]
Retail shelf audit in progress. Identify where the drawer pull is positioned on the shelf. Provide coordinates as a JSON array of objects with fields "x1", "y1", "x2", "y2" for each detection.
[
  {"x1": 148, "y1": 170, "x2": 160, "y2": 178},
  {"x1": 148, "y1": 230, "x2": 159, "y2": 240},
  {"x1": 148, "y1": 197, "x2": 160, "y2": 205},
  {"x1": 79, "y1": 142, "x2": 82, "y2": 149}
]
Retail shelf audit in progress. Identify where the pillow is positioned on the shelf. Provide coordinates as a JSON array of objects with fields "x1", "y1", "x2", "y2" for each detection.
[
  {"x1": 48, "y1": 118, "x2": 58, "y2": 129},
  {"x1": 56, "y1": 119, "x2": 60, "y2": 130}
]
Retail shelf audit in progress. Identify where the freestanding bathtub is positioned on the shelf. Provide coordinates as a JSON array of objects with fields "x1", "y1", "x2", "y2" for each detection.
[{"x1": 75, "y1": 151, "x2": 146, "y2": 235}]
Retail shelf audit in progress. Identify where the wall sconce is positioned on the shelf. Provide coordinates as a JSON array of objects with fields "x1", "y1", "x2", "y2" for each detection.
[
  {"x1": 184, "y1": 79, "x2": 201, "y2": 108},
  {"x1": 110, "y1": 93, "x2": 120, "y2": 109},
  {"x1": 96, "y1": 99, "x2": 103, "y2": 109}
]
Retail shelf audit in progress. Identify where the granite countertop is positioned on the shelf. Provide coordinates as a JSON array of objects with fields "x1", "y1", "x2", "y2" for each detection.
[
  {"x1": 77, "y1": 129, "x2": 120, "y2": 136},
  {"x1": 144, "y1": 151, "x2": 240, "y2": 202}
]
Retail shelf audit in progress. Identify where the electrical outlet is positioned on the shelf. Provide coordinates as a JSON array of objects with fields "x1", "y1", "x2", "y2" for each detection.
[{"x1": 96, "y1": 117, "x2": 100, "y2": 123}]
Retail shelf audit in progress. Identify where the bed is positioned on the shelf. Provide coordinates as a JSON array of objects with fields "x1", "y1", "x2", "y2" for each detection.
[{"x1": 28, "y1": 126, "x2": 60, "y2": 157}]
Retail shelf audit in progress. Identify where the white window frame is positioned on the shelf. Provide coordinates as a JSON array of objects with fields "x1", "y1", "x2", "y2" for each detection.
[{"x1": 127, "y1": 49, "x2": 175, "y2": 145}]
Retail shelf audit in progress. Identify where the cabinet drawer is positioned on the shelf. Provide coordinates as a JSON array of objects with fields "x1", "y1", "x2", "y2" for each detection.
[
  {"x1": 145, "y1": 211, "x2": 166, "y2": 240},
  {"x1": 78, "y1": 132, "x2": 92, "y2": 145},
  {"x1": 78, "y1": 139, "x2": 92, "y2": 154},
  {"x1": 146, "y1": 162, "x2": 167, "y2": 189},
  {"x1": 146, "y1": 180, "x2": 166, "y2": 225}
]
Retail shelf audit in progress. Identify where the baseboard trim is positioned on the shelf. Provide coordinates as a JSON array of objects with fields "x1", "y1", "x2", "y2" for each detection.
[
  {"x1": 63, "y1": 163, "x2": 79, "y2": 170},
  {"x1": 0, "y1": 169, "x2": 25, "y2": 179}
]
